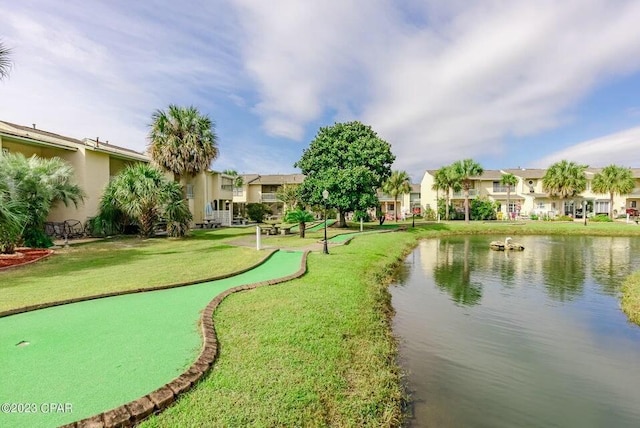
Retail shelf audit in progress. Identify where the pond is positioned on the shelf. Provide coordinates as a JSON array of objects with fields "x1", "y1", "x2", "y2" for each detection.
[{"x1": 390, "y1": 235, "x2": 640, "y2": 428}]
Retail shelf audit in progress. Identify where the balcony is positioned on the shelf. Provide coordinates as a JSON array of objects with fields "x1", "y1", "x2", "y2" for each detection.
[
  {"x1": 452, "y1": 189, "x2": 478, "y2": 198},
  {"x1": 261, "y1": 192, "x2": 280, "y2": 202}
]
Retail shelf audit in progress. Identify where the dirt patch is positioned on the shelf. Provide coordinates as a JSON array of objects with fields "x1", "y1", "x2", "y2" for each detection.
[{"x1": 0, "y1": 248, "x2": 53, "y2": 270}]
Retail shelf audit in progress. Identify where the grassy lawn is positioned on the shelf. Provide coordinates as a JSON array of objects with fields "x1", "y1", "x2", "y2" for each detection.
[
  {"x1": 3, "y1": 220, "x2": 640, "y2": 426},
  {"x1": 0, "y1": 228, "x2": 265, "y2": 312}
]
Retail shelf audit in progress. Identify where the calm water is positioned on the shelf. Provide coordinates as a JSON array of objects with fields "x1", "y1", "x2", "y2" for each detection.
[{"x1": 390, "y1": 235, "x2": 640, "y2": 428}]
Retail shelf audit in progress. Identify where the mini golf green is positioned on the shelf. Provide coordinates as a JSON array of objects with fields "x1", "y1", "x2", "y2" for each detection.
[
  {"x1": 306, "y1": 219, "x2": 336, "y2": 232},
  {"x1": 0, "y1": 250, "x2": 304, "y2": 428},
  {"x1": 328, "y1": 229, "x2": 390, "y2": 243}
]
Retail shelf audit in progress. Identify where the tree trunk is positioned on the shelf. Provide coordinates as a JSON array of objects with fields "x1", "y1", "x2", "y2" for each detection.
[
  {"x1": 338, "y1": 210, "x2": 347, "y2": 228},
  {"x1": 464, "y1": 187, "x2": 470, "y2": 223},
  {"x1": 300, "y1": 222, "x2": 305, "y2": 238},
  {"x1": 394, "y1": 197, "x2": 398, "y2": 222},
  {"x1": 506, "y1": 186, "x2": 511, "y2": 221},
  {"x1": 610, "y1": 192, "x2": 614, "y2": 219},
  {"x1": 445, "y1": 188, "x2": 450, "y2": 220}
]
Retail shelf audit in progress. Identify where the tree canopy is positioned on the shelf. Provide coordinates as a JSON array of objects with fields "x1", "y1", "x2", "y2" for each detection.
[
  {"x1": 0, "y1": 153, "x2": 84, "y2": 252},
  {"x1": 93, "y1": 163, "x2": 192, "y2": 238},
  {"x1": 0, "y1": 40, "x2": 11, "y2": 80},
  {"x1": 500, "y1": 173, "x2": 519, "y2": 218},
  {"x1": 295, "y1": 121, "x2": 395, "y2": 227},
  {"x1": 451, "y1": 159, "x2": 484, "y2": 223},
  {"x1": 382, "y1": 170, "x2": 411, "y2": 222},
  {"x1": 432, "y1": 165, "x2": 460, "y2": 220},
  {"x1": 148, "y1": 105, "x2": 218, "y2": 184},
  {"x1": 592, "y1": 164, "x2": 635, "y2": 219},
  {"x1": 542, "y1": 160, "x2": 587, "y2": 199}
]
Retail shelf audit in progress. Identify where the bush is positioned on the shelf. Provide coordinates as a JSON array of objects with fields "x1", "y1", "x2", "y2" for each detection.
[
  {"x1": 590, "y1": 214, "x2": 613, "y2": 222},
  {"x1": 530, "y1": 214, "x2": 539, "y2": 220},
  {"x1": 470, "y1": 197, "x2": 498, "y2": 220},
  {"x1": 553, "y1": 215, "x2": 574, "y2": 222},
  {"x1": 247, "y1": 203, "x2": 272, "y2": 223},
  {"x1": 22, "y1": 227, "x2": 53, "y2": 248},
  {"x1": 423, "y1": 207, "x2": 436, "y2": 221}
]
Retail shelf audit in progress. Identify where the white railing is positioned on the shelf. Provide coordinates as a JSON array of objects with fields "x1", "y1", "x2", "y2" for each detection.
[
  {"x1": 261, "y1": 192, "x2": 280, "y2": 202},
  {"x1": 452, "y1": 189, "x2": 478, "y2": 198},
  {"x1": 204, "y1": 210, "x2": 232, "y2": 226}
]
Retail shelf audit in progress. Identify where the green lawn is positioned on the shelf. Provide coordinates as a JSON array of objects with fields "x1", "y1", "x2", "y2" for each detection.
[
  {"x1": 3, "y1": 221, "x2": 640, "y2": 426},
  {"x1": 0, "y1": 228, "x2": 265, "y2": 312}
]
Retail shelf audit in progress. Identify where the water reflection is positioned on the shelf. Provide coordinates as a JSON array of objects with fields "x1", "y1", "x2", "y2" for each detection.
[
  {"x1": 432, "y1": 238, "x2": 482, "y2": 306},
  {"x1": 394, "y1": 235, "x2": 640, "y2": 428}
]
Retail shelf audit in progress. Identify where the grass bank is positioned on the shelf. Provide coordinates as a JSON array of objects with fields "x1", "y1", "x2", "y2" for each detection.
[{"x1": 622, "y1": 272, "x2": 640, "y2": 326}]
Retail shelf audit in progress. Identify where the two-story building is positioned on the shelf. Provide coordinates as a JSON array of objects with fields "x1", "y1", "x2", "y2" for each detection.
[
  {"x1": 420, "y1": 167, "x2": 640, "y2": 219},
  {"x1": 0, "y1": 120, "x2": 237, "y2": 227},
  {"x1": 233, "y1": 174, "x2": 306, "y2": 218}
]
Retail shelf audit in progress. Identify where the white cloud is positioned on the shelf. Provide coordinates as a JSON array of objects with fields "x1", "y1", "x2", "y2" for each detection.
[{"x1": 533, "y1": 126, "x2": 640, "y2": 168}]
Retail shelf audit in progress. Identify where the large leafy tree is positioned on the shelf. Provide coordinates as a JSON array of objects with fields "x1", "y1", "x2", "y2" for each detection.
[
  {"x1": 500, "y1": 172, "x2": 519, "y2": 220},
  {"x1": 0, "y1": 153, "x2": 84, "y2": 252},
  {"x1": 0, "y1": 39, "x2": 11, "y2": 80},
  {"x1": 451, "y1": 159, "x2": 484, "y2": 223},
  {"x1": 148, "y1": 105, "x2": 218, "y2": 189},
  {"x1": 542, "y1": 160, "x2": 587, "y2": 216},
  {"x1": 382, "y1": 170, "x2": 411, "y2": 222},
  {"x1": 592, "y1": 164, "x2": 635, "y2": 219},
  {"x1": 94, "y1": 163, "x2": 192, "y2": 238},
  {"x1": 432, "y1": 166, "x2": 460, "y2": 220},
  {"x1": 295, "y1": 121, "x2": 395, "y2": 227}
]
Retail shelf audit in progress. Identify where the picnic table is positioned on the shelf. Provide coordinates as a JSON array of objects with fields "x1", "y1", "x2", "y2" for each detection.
[{"x1": 195, "y1": 219, "x2": 222, "y2": 229}]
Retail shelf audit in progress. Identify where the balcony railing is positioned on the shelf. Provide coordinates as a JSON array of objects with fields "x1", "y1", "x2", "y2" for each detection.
[
  {"x1": 452, "y1": 189, "x2": 478, "y2": 198},
  {"x1": 261, "y1": 192, "x2": 280, "y2": 202}
]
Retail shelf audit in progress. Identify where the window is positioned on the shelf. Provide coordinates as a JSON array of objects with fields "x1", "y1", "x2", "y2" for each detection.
[
  {"x1": 186, "y1": 184, "x2": 194, "y2": 199},
  {"x1": 233, "y1": 188, "x2": 243, "y2": 196},
  {"x1": 492, "y1": 181, "x2": 509, "y2": 192},
  {"x1": 632, "y1": 201, "x2": 637, "y2": 208},
  {"x1": 221, "y1": 177, "x2": 233, "y2": 191},
  {"x1": 594, "y1": 200, "x2": 609, "y2": 214},
  {"x1": 536, "y1": 202, "x2": 545, "y2": 210}
]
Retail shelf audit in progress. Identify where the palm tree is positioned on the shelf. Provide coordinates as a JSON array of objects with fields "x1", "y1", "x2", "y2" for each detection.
[
  {"x1": 500, "y1": 173, "x2": 519, "y2": 220},
  {"x1": 0, "y1": 153, "x2": 84, "y2": 249},
  {"x1": 96, "y1": 163, "x2": 192, "y2": 238},
  {"x1": 222, "y1": 169, "x2": 244, "y2": 188},
  {"x1": 284, "y1": 209, "x2": 315, "y2": 238},
  {"x1": 0, "y1": 39, "x2": 11, "y2": 80},
  {"x1": 451, "y1": 159, "x2": 484, "y2": 223},
  {"x1": 148, "y1": 105, "x2": 218, "y2": 192},
  {"x1": 542, "y1": 160, "x2": 587, "y2": 216},
  {"x1": 382, "y1": 170, "x2": 411, "y2": 222},
  {"x1": 592, "y1": 164, "x2": 635, "y2": 219},
  {"x1": 432, "y1": 166, "x2": 461, "y2": 220}
]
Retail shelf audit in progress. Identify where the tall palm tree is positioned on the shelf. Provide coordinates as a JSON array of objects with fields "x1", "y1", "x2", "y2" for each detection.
[
  {"x1": 500, "y1": 173, "x2": 519, "y2": 220},
  {"x1": 222, "y1": 169, "x2": 244, "y2": 188},
  {"x1": 592, "y1": 164, "x2": 635, "y2": 219},
  {"x1": 432, "y1": 166, "x2": 462, "y2": 220},
  {"x1": 382, "y1": 170, "x2": 411, "y2": 222},
  {"x1": 0, "y1": 40, "x2": 11, "y2": 80},
  {"x1": 451, "y1": 159, "x2": 484, "y2": 223},
  {"x1": 148, "y1": 105, "x2": 218, "y2": 190},
  {"x1": 542, "y1": 160, "x2": 587, "y2": 216},
  {"x1": 97, "y1": 163, "x2": 192, "y2": 238}
]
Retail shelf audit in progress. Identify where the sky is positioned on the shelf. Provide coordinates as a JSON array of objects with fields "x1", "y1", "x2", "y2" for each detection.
[{"x1": 1, "y1": 0, "x2": 640, "y2": 183}]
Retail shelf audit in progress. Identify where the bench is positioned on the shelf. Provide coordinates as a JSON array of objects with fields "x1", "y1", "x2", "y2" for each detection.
[
  {"x1": 195, "y1": 220, "x2": 222, "y2": 229},
  {"x1": 260, "y1": 225, "x2": 280, "y2": 235},
  {"x1": 280, "y1": 225, "x2": 295, "y2": 235}
]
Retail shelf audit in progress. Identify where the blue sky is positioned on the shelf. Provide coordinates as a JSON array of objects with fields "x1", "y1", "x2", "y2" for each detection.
[{"x1": 1, "y1": 0, "x2": 640, "y2": 183}]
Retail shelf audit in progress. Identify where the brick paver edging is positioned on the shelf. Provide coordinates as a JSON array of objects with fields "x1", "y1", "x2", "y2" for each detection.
[
  {"x1": 57, "y1": 249, "x2": 309, "y2": 428},
  {"x1": 0, "y1": 250, "x2": 279, "y2": 319}
]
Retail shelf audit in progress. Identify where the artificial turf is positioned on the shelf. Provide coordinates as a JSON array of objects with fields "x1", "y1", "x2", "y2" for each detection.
[{"x1": 0, "y1": 250, "x2": 304, "y2": 428}]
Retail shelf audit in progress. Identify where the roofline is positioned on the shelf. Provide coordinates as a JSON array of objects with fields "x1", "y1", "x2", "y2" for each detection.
[{"x1": 0, "y1": 131, "x2": 78, "y2": 152}]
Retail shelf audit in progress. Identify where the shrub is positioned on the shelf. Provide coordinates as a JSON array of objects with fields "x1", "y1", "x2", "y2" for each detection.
[
  {"x1": 530, "y1": 214, "x2": 539, "y2": 220},
  {"x1": 247, "y1": 203, "x2": 272, "y2": 223},
  {"x1": 470, "y1": 197, "x2": 498, "y2": 220},
  {"x1": 22, "y1": 228, "x2": 53, "y2": 248},
  {"x1": 590, "y1": 214, "x2": 613, "y2": 222},
  {"x1": 554, "y1": 215, "x2": 574, "y2": 222}
]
